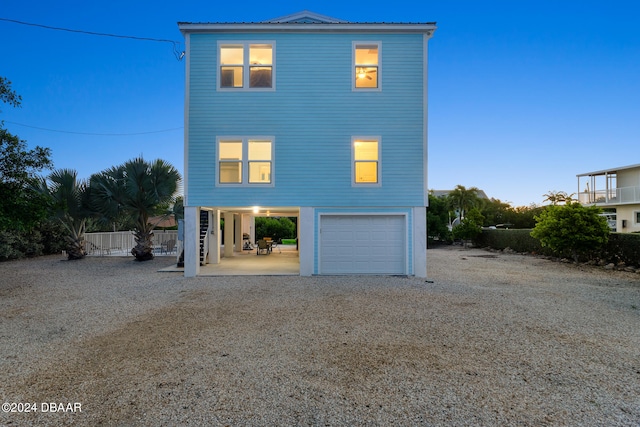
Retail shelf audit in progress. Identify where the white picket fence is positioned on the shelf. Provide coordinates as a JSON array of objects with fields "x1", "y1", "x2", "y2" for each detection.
[{"x1": 84, "y1": 231, "x2": 179, "y2": 256}]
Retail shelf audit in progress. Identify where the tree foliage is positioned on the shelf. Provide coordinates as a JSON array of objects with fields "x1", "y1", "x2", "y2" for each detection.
[
  {"x1": 542, "y1": 190, "x2": 575, "y2": 205},
  {"x1": 452, "y1": 207, "x2": 484, "y2": 246},
  {"x1": 530, "y1": 202, "x2": 610, "y2": 262},
  {"x1": 89, "y1": 157, "x2": 181, "y2": 261},
  {"x1": 0, "y1": 77, "x2": 53, "y2": 232},
  {"x1": 0, "y1": 77, "x2": 22, "y2": 110},
  {"x1": 36, "y1": 169, "x2": 90, "y2": 260},
  {"x1": 448, "y1": 185, "x2": 480, "y2": 220},
  {"x1": 255, "y1": 217, "x2": 296, "y2": 242},
  {"x1": 427, "y1": 194, "x2": 452, "y2": 243}
]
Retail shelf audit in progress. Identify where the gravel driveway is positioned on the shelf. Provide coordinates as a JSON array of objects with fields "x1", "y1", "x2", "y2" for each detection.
[{"x1": 1, "y1": 246, "x2": 639, "y2": 426}]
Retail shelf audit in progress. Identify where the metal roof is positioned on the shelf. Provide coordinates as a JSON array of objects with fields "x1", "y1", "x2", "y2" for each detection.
[{"x1": 178, "y1": 10, "x2": 436, "y2": 33}]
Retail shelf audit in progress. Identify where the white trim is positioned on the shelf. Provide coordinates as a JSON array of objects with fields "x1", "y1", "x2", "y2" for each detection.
[
  {"x1": 183, "y1": 33, "x2": 191, "y2": 206},
  {"x1": 634, "y1": 210, "x2": 640, "y2": 225},
  {"x1": 216, "y1": 136, "x2": 275, "y2": 187},
  {"x1": 264, "y1": 11, "x2": 348, "y2": 24},
  {"x1": 299, "y1": 207, "x2": 314, "y2": 276},
  {"x1": 577, "y1": 163, "x2": 640, "y2": 178},
  {"x1": 352, "y1": 41, "x2": 382, "y2": 92},
  {"x1": 413, "y1": 206, "x2": 427, "y2": 278},
  {"x1": 423, "y1": 33, "x2": 429, "y2": 206},
  {"x1": 351, "y1": 136, "x2": 382, "y2": 187},
  {"x1": 217, "y1": 41, "x2": 276, "y2": 91},
  {"x1": 179, "y1": 23, "x2": 437, "y2": 35}
]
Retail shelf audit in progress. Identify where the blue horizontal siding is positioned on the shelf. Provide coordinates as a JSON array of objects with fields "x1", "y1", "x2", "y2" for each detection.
[{"x1": 186, "y1": 32, "x2": 426, "y2": 207}]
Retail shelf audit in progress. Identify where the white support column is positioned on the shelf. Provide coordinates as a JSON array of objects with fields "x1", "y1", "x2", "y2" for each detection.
[
  {"x1": 413, "y1": 206, "x2": 427, "y2": 278},
  {"x1": 209, "y1": 210, "x2": 221, "y2": 264},
  {"x1": 184, "y1": 206, "x2": 200, "y2": 277},
  {"x1": 299, "y1": 207, "x2": 314, "y2": 276},
  {"x1": 234, "y1": 213, "x2": 242, "y2": 252},
  {"x1": 224, "y1": 212, "x2": 234, "y2": 258}
]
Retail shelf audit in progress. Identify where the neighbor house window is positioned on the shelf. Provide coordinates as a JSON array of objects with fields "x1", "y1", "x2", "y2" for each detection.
[
  {"x1": 635, "y1": 211, "x2": 640, "y2": 224},
  {"x1": 219, "y1": 42, "x2": 274, "y2": 89},
  {"x1": 353, "y1": 42, "x2": 380, "y2": 89},
  {"x1": 218, "y1": 137, "x2": 273, "y2": 185},
  {"x1": 353, "y1": 137, "x2": 380, "y2": 185}
]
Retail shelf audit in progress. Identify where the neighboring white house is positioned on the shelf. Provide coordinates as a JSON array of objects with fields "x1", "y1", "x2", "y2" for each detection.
[
  {"x1": 577, "y1": 164, "x2": 640, "y2": 233},
  {"x1": 178, "y1": 11, "x2": 436, "y2": 277}
]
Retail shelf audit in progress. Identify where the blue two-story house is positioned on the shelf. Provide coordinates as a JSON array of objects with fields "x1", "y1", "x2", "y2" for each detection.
[{"x1": 178, "y1": 11, "x2": 436, "y2": 277}]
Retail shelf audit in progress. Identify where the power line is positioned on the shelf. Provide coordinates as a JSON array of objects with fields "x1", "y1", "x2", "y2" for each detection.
[
  {"x1": 0, "y1": 17, "x2": 184, "y2": 60},
  {"x1": 4, "y1": 120, "x2": 183, "y2": 136}
]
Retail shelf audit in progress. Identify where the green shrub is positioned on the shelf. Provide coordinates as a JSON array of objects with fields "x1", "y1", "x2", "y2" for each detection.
[
  {"x1": 476, "y1": 229, "x2": 640, "y2": 266},
  {"x1": 530, "y1": 203, "x2": 610, "y2": 262},
  {"x1": 0, "y1": 228, "x2": 45, "y2": 261},
  {"x1": 474, "y1": 229, "x2": 550, "y2": 254},
  {"x1": 601, "y1": 233, "x2": 640, "y2": 265},
  {"x1": 0, "y1": 230, "x2": 21, "y2": 260}
]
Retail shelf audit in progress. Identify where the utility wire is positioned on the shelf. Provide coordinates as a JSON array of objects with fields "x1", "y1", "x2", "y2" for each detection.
[
  {"x1": 4, "y1": 120, "x2": 183, "y2": 136},
  {"x1": 0, "y1": 17, "x2": 184, "y2": 60}
]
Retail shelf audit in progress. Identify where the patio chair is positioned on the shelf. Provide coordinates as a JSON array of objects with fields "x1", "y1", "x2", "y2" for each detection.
[
  {"x1": 161, "y1": 239, "x2": 176, "y2": 254},
  {"x1": 256, "y1": 239, "x2": 270, "y2": 255}
]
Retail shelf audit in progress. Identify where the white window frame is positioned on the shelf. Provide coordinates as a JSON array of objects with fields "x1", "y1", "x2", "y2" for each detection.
[
  {"x1": 217, "y1": 41, "x2": 276, "y2": 91},
  {"x1": 352, "y1": 136, "x2": 382, "y2": 187},
  {"x1": 216, "y1": 136, "x2": 275, "y2": 187},
  {"x1": 352, "y1": 41, "x2": 381, "y2": 91},
  {"x1": 634, "y1": 211, "x2": 640, "y2": 225}
]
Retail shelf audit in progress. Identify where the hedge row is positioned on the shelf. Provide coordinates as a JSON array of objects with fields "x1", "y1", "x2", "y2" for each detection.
[
  {"x1": 475, "y1": 229, "x2": 640, "y2": 265},
  {"x1": 0, "y1": 221, "x2": 66, "y2": 261}
]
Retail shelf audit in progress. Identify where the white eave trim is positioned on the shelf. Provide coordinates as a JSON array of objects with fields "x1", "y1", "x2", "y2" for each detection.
[
  {"x1": 178, "y1": 23, "x2": 437, "y2": 35},
  {"x1": 577, "y1": 163, "x2": 640, "y2": 177}
]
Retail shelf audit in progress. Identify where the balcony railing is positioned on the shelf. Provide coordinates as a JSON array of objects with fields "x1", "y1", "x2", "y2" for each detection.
[{"x1": 577, "y1": 185, "x2": 640, "y2": 205}]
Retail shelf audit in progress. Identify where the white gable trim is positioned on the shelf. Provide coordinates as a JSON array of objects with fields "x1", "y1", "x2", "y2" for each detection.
[{"x1": 264, "y1": 10, "x2": 348, "y2": 24}]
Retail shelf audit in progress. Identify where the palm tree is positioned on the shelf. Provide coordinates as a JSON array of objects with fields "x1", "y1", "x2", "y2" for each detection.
[
  {"x1": 448, "y1": 185, "x2": 480, "y2": 222},
  {"x1": 37, "y1": 169, "x2": 89, "y2": 260},
  {"x1": 90, "y1": 157, "x2": 181, "y2": 261},
  {"x1": 543, "y1": 190, "x2": 575, "y2": 205}
]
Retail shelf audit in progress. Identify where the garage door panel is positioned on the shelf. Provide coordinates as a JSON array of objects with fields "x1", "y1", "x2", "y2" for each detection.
[{"x1": 320, "y1": 215, "x2": 405, "y2": 274}]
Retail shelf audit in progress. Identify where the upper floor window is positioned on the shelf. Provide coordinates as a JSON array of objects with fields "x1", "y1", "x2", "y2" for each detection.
[
  {"x1": 218, "y1": 137, "x2": 273, "y2": 185},
  {"x1": 219, "y1": 42, "x2": 274, "y2": 90},
  {"x1": 353, "y1": 137, "x2": 380, "y2": 185},
  {"x1": 353, "y1": 42, "x2": 380, "y2": 90}
]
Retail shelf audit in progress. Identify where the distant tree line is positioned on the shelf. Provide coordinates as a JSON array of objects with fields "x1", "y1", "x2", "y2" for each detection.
[
  {"x1": 0, "y1": 76, "x2": 181, "y2": 262},
  {"x1": 429, "y1": 185, "x2": 613, "y2": 263},
  {"x1": 427, "y1": 185, "x2": 546, "y2": 244}
]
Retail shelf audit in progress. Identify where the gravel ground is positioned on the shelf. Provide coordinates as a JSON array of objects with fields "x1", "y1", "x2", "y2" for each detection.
[{"x1": 1, "y1": 246, "x2": 639, "y2": 426}]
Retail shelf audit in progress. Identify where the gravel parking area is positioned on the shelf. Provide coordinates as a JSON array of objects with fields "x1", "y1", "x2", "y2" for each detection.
[{"x1": 1, "y1": 246, "x2": 639, "y2": 426}]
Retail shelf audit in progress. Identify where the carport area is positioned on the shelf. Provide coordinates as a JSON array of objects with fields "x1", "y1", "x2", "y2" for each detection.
[
  {"x1": 182, "y1": 205, "x2": 301, "y2": 277},
  {"x1": 161, "y1": 244, "x2": 299, "y2": 276}
]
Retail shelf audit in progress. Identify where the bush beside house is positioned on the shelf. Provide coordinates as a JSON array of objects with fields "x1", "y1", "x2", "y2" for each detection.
[{"x1": 475, "y1": 229, "x2": 640, "y2": 267}]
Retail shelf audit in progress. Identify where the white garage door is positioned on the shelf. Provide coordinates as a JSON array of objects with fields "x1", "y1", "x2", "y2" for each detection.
[{"x1": 320, "y1": 215, "x2": 406, "y2": 274}]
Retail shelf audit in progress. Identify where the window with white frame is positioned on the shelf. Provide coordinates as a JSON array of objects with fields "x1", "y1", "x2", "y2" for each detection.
[
  {"x1": 218, "y1": 137, "x2": 273, "y2": 185},
  {"x1": 219, "y1": 42, "x2": 274, "y2": 89},
  {"x1": 635, "y1": 211, "x2": 640, "y2": 224},
  {"x1": 354, "y1": 42, "x2": 380, "y2": 89},
  {"x1": 353, "y1": 137, "x2": 380, "y2": 185}
]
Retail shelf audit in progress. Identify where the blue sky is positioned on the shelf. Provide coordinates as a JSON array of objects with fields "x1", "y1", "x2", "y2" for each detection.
[{"x1": 2, "y1": 1, "x2": 639, "y2": 207}]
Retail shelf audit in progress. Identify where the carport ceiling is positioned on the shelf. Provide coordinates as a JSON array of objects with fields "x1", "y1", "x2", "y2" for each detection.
[{"x1": 205, "y1": 206, "x2": 300, "y2": 217}]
